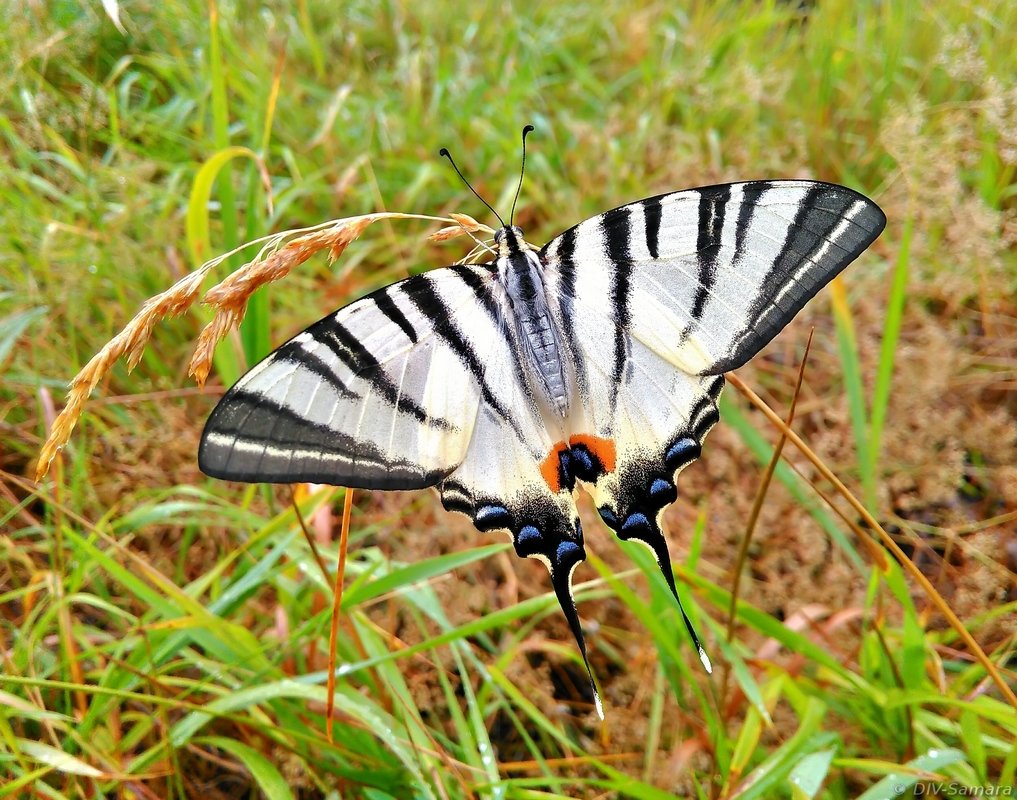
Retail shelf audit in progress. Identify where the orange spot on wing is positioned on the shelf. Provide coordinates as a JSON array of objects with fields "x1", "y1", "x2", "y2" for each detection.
[
  {"x1": 540, "y1": 441, "x2": 569, "y2": 493},
  {"x1": 569, "y1": 434, "x2": 617, "y2": 473},
  {"x1": 541, "y1": 435, "x2": 617, "y2": 493}
]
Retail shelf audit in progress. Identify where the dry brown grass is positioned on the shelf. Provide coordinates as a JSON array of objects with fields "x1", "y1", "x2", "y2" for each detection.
[{"x1": 34, "y1": 212, "x2": 488, "y2": 482}]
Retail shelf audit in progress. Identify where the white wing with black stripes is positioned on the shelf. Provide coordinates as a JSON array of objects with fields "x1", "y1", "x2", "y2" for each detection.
[
  {"x1": 542, "y1": 181, "x2": 886, "y2": 378},
  {"x1": 199, "y1": 251, "x2": 599, "y2": 705},
  {"x1": 537, "y1": 180, "x2": 885, "y2": 673},
  {"x1": 200, "y1": 265, "x2": 503, "y2": 488},
  {"x1": 200, "y1": 175, "x2": 885, "y2": 718}
]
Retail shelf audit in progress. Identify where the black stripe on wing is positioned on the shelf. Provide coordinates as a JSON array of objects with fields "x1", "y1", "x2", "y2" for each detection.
[
  {"x1": 199, "y1": 391, "x2": 453, "y2": 488},
  {"x1": 704, "y1": 182, "x2": 885, "y2": 375},
  {"x1": 271, "y1": 341, "x2": 359, "y2": 401},
  {"x1": 547, "y1": 226, "x2": 588, "y2": 397},
  {"x1": 644, "y1": 197, "x2": 662, "y2": 259},
  {"x1": 371, "y1": 287, "x2": 418, "y2": 343},
  {"x1": 318, "y1": 319, "x2": 455, "y2": 431},
  {"x1": 452, "y1": 263, "x2": 508, "y2": 326},
  {"x1": 402, "y1": 266, "x2": 532, "y2": 446},
  {"x1": 689, "y1": 184, "x2": 731, "y2": 324},
  {"x1": 733, "y1": 182, "x2": 768, "y2": 264},
  {"x1": 602, "y1": 206, "x2": 633, "y2": 412}
]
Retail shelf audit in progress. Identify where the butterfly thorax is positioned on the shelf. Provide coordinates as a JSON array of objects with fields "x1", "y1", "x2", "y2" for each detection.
[{"x1": 495, "y1": 226, "x2": 572, "y2": 419}]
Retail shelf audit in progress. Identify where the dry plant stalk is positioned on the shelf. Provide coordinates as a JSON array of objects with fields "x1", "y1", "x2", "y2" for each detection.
[
  {"x1": 726, "y1": 329, "x2": 814, "y2": 647},
  {"x1": 428, "y1": 212, "x2": 490, "y2": 242},
  {"x1": 727, "y1": 372, "x2": 1017, "y2": 712},
  {"x1": 326, "y1": 487, "x2": 354, "y2": 744},
  {"x1": 35, "y1": 270, "x2": 206, "y2": 481},
  {"x1": 187, "y1": 215, "x2": 381, "y2": 386},
  {"x1": 35, "y1": 212, "x2": 489, "y2": 482},
  {"x1": 719, "y1": 331, "x2": 815, "y2": 716}
]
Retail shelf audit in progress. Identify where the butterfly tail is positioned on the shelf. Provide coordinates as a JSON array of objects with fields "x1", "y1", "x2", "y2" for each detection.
[
  {"x1": 546, "y1": 540, "x2": 604, "y2": 720},
  {"x1": 619, "y1": 517, "x2": 713, "y2": 674},
  {"x1": 512, "y1": 514, "x2": 604, "y2": 719}
]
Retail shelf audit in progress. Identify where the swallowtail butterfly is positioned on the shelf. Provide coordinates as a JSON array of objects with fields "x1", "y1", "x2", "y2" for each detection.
[{"x1": 199, "y1": 134, "x2": 885, "y2": 716}]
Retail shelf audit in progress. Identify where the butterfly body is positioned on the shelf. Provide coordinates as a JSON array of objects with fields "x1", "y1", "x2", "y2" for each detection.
[
  {"x1": 496, "y1": 225, "x2": 574, "y2": 419},
  {"x1": 200, "y1": 179, "x2": 886, "y2": 715}
]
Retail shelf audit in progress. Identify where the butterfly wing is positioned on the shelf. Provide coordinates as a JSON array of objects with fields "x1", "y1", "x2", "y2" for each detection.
[
  {"x1": 543, "y1": 180, "x2": 886, "y2": 379},
  {"x1": 438, "y1": 398, "x2": 600, "y2": 713},
  {"x1": 430, "y1": 277, "x2": 601, "y2": 714},
  {"x1": 200, "y1": 264, "x2": 509, "y2": 489},
  {"x1": 541, "y1": 180, "x2": 885, "y2": 663}
]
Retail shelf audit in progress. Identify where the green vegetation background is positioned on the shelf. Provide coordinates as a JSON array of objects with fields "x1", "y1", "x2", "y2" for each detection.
[{"x1": 1, "y1": 1, "x2": 1015, "y2": 797}]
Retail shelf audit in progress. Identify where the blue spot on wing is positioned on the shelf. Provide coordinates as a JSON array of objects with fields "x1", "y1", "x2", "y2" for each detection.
[
  {"x1": 621, "y1": 512, "x2": 652, "y2": 535},
  {"x1": 475, "y1": 504, "x2": 511, "y2": 531},
  {"x1": 599, "y1": 506, "x2": 618, "y2": 529},
  {"x1": 517, "y1": 525, "x2": 541, "y2": 545},
  {"x1": 649, "y1": 477, "x2": 677, "y2": 504},
  {"x1": 665, "y1": 437, "x2": 700, "y2": 469},
  {"x1": 571, "y1": 447, "x2": 594, "y2": 475},
  {"x1": 556, "y1": 540, "x2": 581, "y2": 564},
  {"x1": 565, "y1": 442, "x2": 610, "y2": 484}
]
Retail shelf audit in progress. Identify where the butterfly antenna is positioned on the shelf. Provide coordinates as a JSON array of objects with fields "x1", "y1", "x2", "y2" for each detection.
[
  {"x1": 439, "y1": 146, "x2": 506, "y2": 228},
  {"x1": 509, "y1": 124, "x2": 535, "y2": 227}
]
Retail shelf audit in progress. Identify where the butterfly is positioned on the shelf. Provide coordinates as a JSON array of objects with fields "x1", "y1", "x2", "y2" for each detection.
[{"x1": 199, "y1": 132, "x2": 885, "y2": 717}]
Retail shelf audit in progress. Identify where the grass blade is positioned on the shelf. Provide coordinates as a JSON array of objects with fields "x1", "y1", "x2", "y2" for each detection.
[
  {"x1": 195, "y1": 736, "x2": 296, "y2": 800},
  {"x1": 789, "y1": 749, "x2": 835, "y2": 800},
  {"x1": 830, "y1": 275, "x2": 874, "y2": 508},
  {"x1": 868, "y1": 210, "x2": 912, "y2": 480},
  {"x1": 855, "y1": 747, "x2": 966, "y2": 800}
]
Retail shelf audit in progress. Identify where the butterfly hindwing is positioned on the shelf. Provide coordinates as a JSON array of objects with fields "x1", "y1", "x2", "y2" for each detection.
[
  {"x1": 433, "y1": 290, "x2": 602, "y2": 712},
  {"x1": 534, "y1": 267, "x2": 724, "y2": 666},
  {"x1": 570, "y1": 327, "x2": 724, "y2": 669}
]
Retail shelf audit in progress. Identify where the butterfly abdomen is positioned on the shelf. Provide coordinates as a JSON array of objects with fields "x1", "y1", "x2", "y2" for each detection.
[{"x1": 498, "y1": 228, "x2": 573, "y2": 418}]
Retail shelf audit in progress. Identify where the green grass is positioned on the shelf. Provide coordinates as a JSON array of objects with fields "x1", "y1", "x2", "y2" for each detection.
[{"x1": 3, "y1": 0, "x2": 1016, "y2": 797}]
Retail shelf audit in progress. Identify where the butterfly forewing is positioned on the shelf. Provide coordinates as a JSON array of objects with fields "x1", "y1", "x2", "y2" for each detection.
[
  {"x1": 542, "y1": 180, "x2": 886, "y2": 377},
  {"x1": 199, "y1": 265, "x2": 504, "y2": 489}
]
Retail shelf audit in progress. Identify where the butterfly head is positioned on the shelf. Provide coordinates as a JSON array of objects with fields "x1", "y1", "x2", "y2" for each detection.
[{"x1": 494, "y1": 225, "x2": 527, "y2": 257}]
